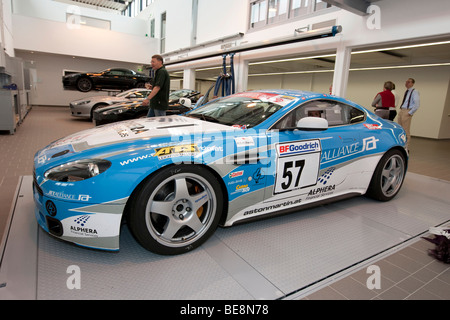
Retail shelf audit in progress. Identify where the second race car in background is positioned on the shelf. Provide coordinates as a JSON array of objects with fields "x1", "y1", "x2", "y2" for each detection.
[
  {"x1": 70, "y1": 88, "x2": 152, "y2": 120},
  {"x1": 93, "y1": 89, "x2": 200, "y2": 125}
]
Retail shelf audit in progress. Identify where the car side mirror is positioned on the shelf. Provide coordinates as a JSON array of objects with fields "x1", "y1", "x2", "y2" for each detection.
[
  {"x1": 296, "y1": 117, "x2": 328, "y2": 131},
  {"x1": 180, "y1": 98, "x2": 192, "y2": 108}
]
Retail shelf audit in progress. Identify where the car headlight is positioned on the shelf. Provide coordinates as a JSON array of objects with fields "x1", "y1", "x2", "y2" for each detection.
[
  {"x1": 103, "y1": 109, "x2": 123, "y2": 115},
  {"x1": 73, "y1": 100, "x2": 91, "y2": 106},
  {"x1": 44, "y1": 159, "x2": 111, "y2": 182}
]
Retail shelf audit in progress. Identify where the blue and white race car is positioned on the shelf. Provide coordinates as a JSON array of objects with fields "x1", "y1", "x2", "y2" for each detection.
[{"x1": 33, "y1": 90, "x2": 408, "y2": 255}]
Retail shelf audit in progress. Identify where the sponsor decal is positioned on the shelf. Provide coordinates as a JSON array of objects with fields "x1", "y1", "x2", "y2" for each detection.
[
  {"x1": 70, "y1": 215, "x2": 98, "y2": 237},
  {"x1": 252, "y1": 168, "x2": 264, "y2": 184},
  {"x1": 236, "y1": 184, "x2": 250, "y2": 192},
  {"x1": 46, "y1": 200, "x2": 57, "y2": 216},
  {"x1": 47, "y1": 191, "x2": 92, "y2": 202},
  {"x1": 277, "y1": 140, "x2": 321, "y2": 157},
  {"x1": 364, "y1": 123, "x2": 382, "y2": 130},
  {"x1": 274, "y1": 140, "x2": 321, "y2": 194},
  {"x1": 198, "y1": 146, "x2": 223, "y2": 153},
  {"x1": 321, "y1": 143, "x2": 359, "y2": 162},
  {"x1": 362, "y1": 136, "x2": 379, "y2": 151},
  {"x1": 38, "y1": 154, "x2": 47, "y2": 164},
  {"x1": 308, "y1": 184, "x2": 336, "y2": 196},
  {"x1": 306, "y1": 184, "x2": 336, "y2": 200},
  {"x1": 227, "y1": 178, "x2": 243, "y2": 186},
  {"x1": 235, "y1": 136, "x2": 255, "y2": 147},
  {"x1": 231, "y1": 184, "x2": 250, "y2": 195},
  {"x1": 243, "y1": 198, "x2": 302, "y2": 216},
  {"x1": 321, "y1": 136, "x2": 379, "y2": 163},
  {"x1": 153, "y1": 144, "x2": 199, "y2": 160},
  {"x1": 229, "y1": 170, "x2": 244, "y2": 178},
  {"x1": 318, "y1": 167, "x2": 335, "y2": 185}
]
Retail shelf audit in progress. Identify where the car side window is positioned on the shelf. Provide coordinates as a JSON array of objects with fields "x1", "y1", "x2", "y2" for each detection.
[
  {"x1": 109, "y1": 70, "x2": 126, "y2": 76},
  {"x1": 272, "y1": 99, "x2": 365, "y2": 129}
]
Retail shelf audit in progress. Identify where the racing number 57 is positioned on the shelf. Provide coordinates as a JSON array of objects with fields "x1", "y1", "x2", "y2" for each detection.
[
  {"x1": 281, "y1": 159, "x2": 305, "y2": 190},
  {"x1": 274, "y1": 153, "x2": 320, "y2": 194}
]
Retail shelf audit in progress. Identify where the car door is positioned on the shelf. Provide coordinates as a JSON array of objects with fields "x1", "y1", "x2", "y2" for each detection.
[
  {"x1": 99, "y1": 69, "x2": 127, "y2": 89},
  {"x1": 264, "y1": 99, "x2": 366, "y2": 205}
]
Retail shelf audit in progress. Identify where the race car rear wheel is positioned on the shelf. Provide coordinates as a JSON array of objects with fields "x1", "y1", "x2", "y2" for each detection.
[
  {"x1": 367, "y1": 149, "x2": 406, "y2": 201},
  {"x1": 128, "y1": 165, "x2": 223, "y2": 255}
]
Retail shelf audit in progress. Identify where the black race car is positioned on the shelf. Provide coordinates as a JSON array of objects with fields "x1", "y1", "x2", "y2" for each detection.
[
  {"x1": 93, "y1": 89, "x2": 200, "y2": 125},
  {"x1": 62, "y1": 68, "x2": 151, "y2": 93}
]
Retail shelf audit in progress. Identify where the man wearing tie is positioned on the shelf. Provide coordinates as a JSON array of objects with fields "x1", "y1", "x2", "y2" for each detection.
[{"x1": 398, "y1": 78, "x2": 420, "y2": 150}]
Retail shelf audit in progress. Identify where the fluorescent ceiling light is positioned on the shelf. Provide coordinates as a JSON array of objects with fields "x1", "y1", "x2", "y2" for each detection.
[
  {"x1": 352, "y1": 40, "x2": 450, "y2": 55},
  {"x1": 248, "y1": 62, "x2": 450, "y2": 76},
  {"x1": 249, "y1": 54, "x2": 336, "y2": 66},
  {"x1": 248, "y1": 40, "x2": 450, "y2": 66}
]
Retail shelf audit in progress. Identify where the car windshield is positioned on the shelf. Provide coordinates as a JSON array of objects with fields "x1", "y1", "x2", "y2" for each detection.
[
  {"x1": 116, "y1": 90, "x2": 135, "y2": 98},
  {"x1": 187, "y1": 95, "x2": 283, "y2": 128},
  {"x1": 169, "y1": 90, "x2": 195, "y2": 99}
]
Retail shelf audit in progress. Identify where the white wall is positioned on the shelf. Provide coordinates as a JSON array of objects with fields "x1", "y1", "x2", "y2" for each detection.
[
  {"x1": 5, "y1": 0, "x2": 450, "y2": 138},
  {"x1": 440, "y1": 80, "x2": 450, "y2": 138},
  {"x1": 196, "y1": 0, "x2": 248, "y2": 44},
  {"x1": 1, "y1": 0, "x2": 14, "y2": 57},
  {"x1": 12, "y1": 0, "x2": 147, "y2": 36},
  {"x1": 137, "y1": 0, "x2": 192, "y2": 54},
  {"x1": 16, "y1": 50, "x2": 145, "y2": 106},
  {"x1": 248, "y1": 65, "x2": 450, "y2": 139},
  {"x1": 155, "y1": 0, "x2": 450, "y2": 139},
  {"x1": 12, "y1": 14, "x2": 157, "y2": 64},
  {"x1": 11, "y1": 0, "x2": 158, "y2": 64}
]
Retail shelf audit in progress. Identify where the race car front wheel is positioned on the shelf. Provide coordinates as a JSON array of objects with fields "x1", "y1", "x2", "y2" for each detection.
[
  {"x1": 366, "y1": 149, "x2": 406, "y2": 201},
  {"x1": 128, "y1": 165, "x2": 223, "y2": 255}
]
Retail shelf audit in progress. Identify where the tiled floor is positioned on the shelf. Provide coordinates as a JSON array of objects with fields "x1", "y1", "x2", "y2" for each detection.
[{"x1": 0, "y1": 106, "x2": 449, "y2": 300}]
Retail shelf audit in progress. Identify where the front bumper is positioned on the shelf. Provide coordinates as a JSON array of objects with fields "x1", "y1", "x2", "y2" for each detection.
[
  {"x1": 33, "y1": 176, "x2": 123, "y2": 251},
  {"x1": 93, "y1": 112, "x2": 123, "y2": 126},
  {"x1": 63, "y1": 77, "x2": 77, "y2": 89},
  {"x1": 69, "y1": 103, "x2": 91, "y2": 118}
]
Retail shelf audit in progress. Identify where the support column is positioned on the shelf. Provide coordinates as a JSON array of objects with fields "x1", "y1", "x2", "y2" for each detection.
[
  {"x1": 332, "y1": 43, "x2": 352, "y2": 97},
  {"x1": 183, "y1": 68, "x2": 196, "y2": 90},
  {"x1": 234, "y1": 57, "x2": 249, "y2": 93}
]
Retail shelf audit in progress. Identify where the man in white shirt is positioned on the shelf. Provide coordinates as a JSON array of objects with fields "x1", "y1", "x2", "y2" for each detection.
[{"x1": 398, "y1": 78, "x2": 420, "y2": 150}]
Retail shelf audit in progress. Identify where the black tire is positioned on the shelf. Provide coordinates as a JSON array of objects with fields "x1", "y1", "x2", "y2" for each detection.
[
  {"x1": 76, "y1": 77, "x2": 93, "y2": 92},
  {"x1": 90, "y1": 103, "x2": 108, "y2": 120},
  {"x1": 128, "y1": 164, "x2": 223, "y2": 255},
  {"x1": 366, "y1": 149, "x2": 406, "y2": 201}
]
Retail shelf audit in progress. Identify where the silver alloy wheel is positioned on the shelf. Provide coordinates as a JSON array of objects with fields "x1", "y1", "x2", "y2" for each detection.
[
  {"x1": 144, "y1": 172, "x2": 217, "y2": 248},
  {"x1": 380, "y1": 154, "x2": 405, "y2": 197}
]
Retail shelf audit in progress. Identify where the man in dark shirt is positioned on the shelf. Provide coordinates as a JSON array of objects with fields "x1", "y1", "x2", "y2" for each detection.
[{"x1": 142, "y1": 54, "x2": 170, "y2": 117}]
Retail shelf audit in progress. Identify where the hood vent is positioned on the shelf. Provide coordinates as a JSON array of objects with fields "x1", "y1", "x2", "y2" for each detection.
[{"x1": 51, "y1": 150, "x2": 71, "y2": 158}]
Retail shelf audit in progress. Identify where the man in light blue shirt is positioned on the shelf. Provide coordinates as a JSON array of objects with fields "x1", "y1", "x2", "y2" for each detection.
[{"x1": 398, "y1": 78, "x2": 420, "y2": 150}]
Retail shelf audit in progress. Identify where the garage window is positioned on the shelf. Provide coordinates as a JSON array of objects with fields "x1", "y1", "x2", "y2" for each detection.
[{"x1": 250, "y1": 0, "x2": 333, "y2": 30}]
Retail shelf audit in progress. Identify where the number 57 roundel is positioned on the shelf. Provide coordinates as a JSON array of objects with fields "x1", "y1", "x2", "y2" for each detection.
[{"x1": 274, "y1": 140, "x2": 321, "y2": 194}]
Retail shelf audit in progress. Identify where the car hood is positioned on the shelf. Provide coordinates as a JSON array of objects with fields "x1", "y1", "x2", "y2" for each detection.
[
  {"x1": 96, "y1": 102, "x2": 141, "y2": 112},
  {"x1": 35, "y1": 116, "x2": 237, "y2": 166},
  {"x1": 71, "y1": 95, "x2": 124, "y2": 104}
]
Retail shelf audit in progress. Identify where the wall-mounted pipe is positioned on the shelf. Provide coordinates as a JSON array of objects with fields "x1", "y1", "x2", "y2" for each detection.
[{"x1": 164, "y1": 25, "x2": 342, "y2": 67}]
